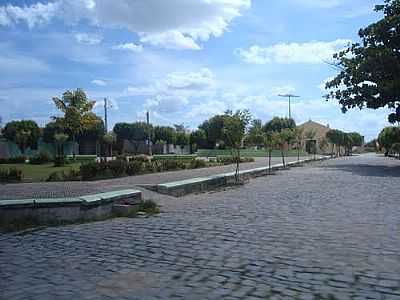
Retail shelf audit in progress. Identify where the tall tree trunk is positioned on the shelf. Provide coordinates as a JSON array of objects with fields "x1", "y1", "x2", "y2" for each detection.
[
  {"x1": 297, "y1": 142, "x2": 300, "y2": 161},
  {"x1": 269, "y1": 149, "x2": 272, "y2": 174},
  {"x1": 235, "y1": 148, "x2": 240, "y2": 183},
  {"x1": 281, "y1": 146, "x2": 285, "y2": 167}
]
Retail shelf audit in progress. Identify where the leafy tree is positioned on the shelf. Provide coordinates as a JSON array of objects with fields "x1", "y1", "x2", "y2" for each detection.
[
  {"x1": 246, "y1": 119, "x2": 264, "y2": 148},
  {"x1": 176, "y1": 131, "x2": 189, "y2": 149},
  {"x1": 54, "y1": 133, "x2": 69, "y2": 158},
  {"x1": 153, "y1": 126, "x2": 176, "y2": 153},
  {"x1": 3, "y1": 120, "x2": 41, "y2": 154},
  {"x1": 190, "y1": 129, "x2": 207, "y2": 153},
  {"x1": 103, "y1": 132, "x2": 117, "y2": 157},
  {"x1": 43, "y1": 120, "x2": 65, "y2": 144},
  {"x1": 114, "y1": 122, "x2": 151, "y2": 154},
  {"x1": 294, "y1": 127, "x2": 304, "y2": 161},
  {"x1": 199, "y1": 115, "x2": 225, "y2": 149},
  {"x1": 222, "y1": 110, "x2": 251, "y2": 182},
  {"x1": 263, "y1": 117, "x2": 296, "y2": 134},
  {"x1": 391, "y1": 143, "x2": 400, "y2": 158},
  {"x1": 263, "y1": 132, "x2": 279, "y2": 173},
  {"x1": 319, "y1": 137, "x2": 329, "y2": 153},
  {"x1": 325, "y1": 0, "x2": 400, "y2": 123},
  {"x1": 278, "y1": 129, "x2": 295, "y2": 167},
  {"x1": 52, "y1": 89, "x2": 97, "y2": 156},
  {"x1": 378, "y1": 126, "x2": 400, "y2": 155},
  {"x1": 326, "y1": 129, "x2": 345, "y2": 157}
]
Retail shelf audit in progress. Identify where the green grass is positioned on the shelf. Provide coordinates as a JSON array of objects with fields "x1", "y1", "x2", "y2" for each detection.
[
  {"x1": 0, "y1": 163, "x2": 81, "y2": 182},
  {"x1": 196, "y1": 149, "x2": 308, "y2": 158}
]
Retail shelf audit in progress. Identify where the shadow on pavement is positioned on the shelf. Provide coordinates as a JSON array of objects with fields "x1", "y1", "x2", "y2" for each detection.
[{"x1": 324, "y1": 163, "x2": 400, "y2": 178}]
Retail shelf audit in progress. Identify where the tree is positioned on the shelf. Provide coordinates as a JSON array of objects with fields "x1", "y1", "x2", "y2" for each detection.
[
  {"x1": 246, "y1": 119, "x2": 264, "y2": 148},
  {"x1": 391, "y1": 143, "x2": 400, "y2": 158},
  {"x1": 3, "y1": 120, "x2": 41, "y2": 154},
  {"x1": 54, "y1": 133, "x2": 69, "y2": 159},
  {"x1": 278, "y1": 129, "x2": 295, "y2": 167},
  {"x1": 222, "y1": 110, "x2": 251, "y2": 182},
  {"x1": 43, "y1": 121, "x2": 65, "y2": 144},
  {"x1": 199, "y1": 115, "x2": 225, "y2": 149},
  {"x1": 319, "y1": 137, "x2": 329, "y2": 154},
  {"x1": 114, "y1": 122, "x2": 151, "y2": 154},
  {"x1": 52, "y1": 89, "x2": 97, "y2": 156},
  {"x1": 176, "y1": 131, "x2": 189, "y2": 150},
  {"x1": 103, "y1": 132, "x2": 116, "y2": 157},
  {"x1": 190, "y1": 129, "x2": 207, "y2": 153},
  {"x1": 378, "y1": 126, "x2": 400, "y2": 155},
  {"x1": 153, "y1": 126, "x2": 176, "y2": 153},
  {"x1": 263, "y1": 132, "x2": 279, "y2": 173},
  {"x1": 304, "y1": 129, "x2": 317, "y2": 157},
  {"x1": 263, "y1": 117, "x2": 296, "y2": 134},
  {"x1": 294, "y1": 127, "x2": 304, "y2": 161},
  {"x1": 326, "y1": 129, "x2": 345, "y2": 157},
  {"x1": 325, "y1": 0, "x2": 400, "y2": 123}
]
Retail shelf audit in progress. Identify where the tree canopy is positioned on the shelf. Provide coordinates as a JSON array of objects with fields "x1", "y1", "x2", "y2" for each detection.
[
  {"x1": 325, "y1": 0, "x2": 400, "y2": 123},
  {"x1": 3, "y1": 120, "x2": 41, "y2": 153},
  {"x1": 263, "y1": 117, "x2": 296, "y2": 133}
]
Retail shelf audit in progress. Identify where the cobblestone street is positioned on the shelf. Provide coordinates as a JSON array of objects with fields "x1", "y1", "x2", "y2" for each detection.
[{"x1": 1, "y1": 154, "x2": 400, "y2": 299}]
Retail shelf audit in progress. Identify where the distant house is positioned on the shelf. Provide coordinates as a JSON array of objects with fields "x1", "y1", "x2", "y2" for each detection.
[{"x1": 297, "y1": 120, "x2": 333, "y2": 154}]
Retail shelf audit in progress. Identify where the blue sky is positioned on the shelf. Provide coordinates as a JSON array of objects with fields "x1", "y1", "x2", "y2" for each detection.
[{"x1": 0, "y1": 0, "x2": 392, "y2": 140}]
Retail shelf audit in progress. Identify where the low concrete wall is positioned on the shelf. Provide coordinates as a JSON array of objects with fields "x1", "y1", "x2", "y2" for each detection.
[
  {"x1": 155, "y1": 157, "x2": 328, "y2": 197},
  {"x1": 0, "y1": 190, "x2": 142, "y2": 226}
]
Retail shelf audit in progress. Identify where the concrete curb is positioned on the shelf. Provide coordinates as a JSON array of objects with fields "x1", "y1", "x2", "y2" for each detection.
[
  {"x1": 154, "y1": 157, "x2": 329, "y2": 197},
  {"x1": 0, "y1": 189, "x2": 142, "y2": 226}
]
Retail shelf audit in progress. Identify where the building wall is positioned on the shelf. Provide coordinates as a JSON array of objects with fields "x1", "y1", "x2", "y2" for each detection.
[{"x1": 297, "y1": 120, "x2": 334, "y2": 154}]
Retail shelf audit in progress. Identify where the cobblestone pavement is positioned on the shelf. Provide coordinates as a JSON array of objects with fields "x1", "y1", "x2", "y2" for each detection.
[
  {"x1": 1, "y1": 154, "x2": 400, "y2": 299},
  {"x1": 0, "y1": 156, "x2": 311, "y2": 200}
]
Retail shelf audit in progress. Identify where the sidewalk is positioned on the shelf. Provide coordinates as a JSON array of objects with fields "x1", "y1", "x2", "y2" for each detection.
[{"x1": 0, "y1": 156, "x2": 313, "y2": 200}]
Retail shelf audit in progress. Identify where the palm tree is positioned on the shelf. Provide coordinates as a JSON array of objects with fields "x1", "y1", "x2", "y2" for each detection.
[{"x1": 52, "y1": 89, "x2": 96, "y2": 157}]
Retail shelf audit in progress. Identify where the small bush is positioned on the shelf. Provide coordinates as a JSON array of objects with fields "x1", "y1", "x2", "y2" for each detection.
[
  {"x1": 129, "y1": 154, "x2": 150, "y2": 163},
  {"x1": 30, "y1": 151, "x2": 52, "y2": 165},
  {"x1": 0, "y1": 168, "x2": 23, "y2": 182},
  {"x1": 0, "y1": 156, "x2": 26, "y2": 164},
  {"x1": 108, "y1": 159, "x2": 127, "y2": 177},
  {"x1": 217, "y1": 156, "x2": 255, "y2": 165},
  {"x1": 160, "y1": 159, "x2": 186, "y2": 171},
  {"x1": 53, "y1": 156, "x2": 68, "y2": 167},
  {"x1": 46, "y1": 170, "x2": 81, "y2": 182},
  {"x1": 189, "y1": 159, "x2": 207, "y2": 169},
  {"x1": 126, "y1": 160, "x2": 144, "y2": 176}
]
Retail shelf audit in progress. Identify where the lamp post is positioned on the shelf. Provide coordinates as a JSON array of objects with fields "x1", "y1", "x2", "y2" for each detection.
[{"x1": 278, "y1": 94, "x2": 300, "y2": 119}]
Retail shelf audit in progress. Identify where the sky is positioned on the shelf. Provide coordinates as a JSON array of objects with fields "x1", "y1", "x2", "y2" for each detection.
[{"x1": 0, "y1": 0, "x2": 393, "y2": 141}]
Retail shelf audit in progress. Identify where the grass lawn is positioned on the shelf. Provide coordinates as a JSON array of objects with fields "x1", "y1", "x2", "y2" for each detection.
[{"x1": 0, "y1": 163, "x2": 81, "y2": 183}]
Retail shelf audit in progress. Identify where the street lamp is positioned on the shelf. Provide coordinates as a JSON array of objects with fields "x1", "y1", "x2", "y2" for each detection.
[{"x1": 278, "y1": 94, "x2": 300, "y2": 119}]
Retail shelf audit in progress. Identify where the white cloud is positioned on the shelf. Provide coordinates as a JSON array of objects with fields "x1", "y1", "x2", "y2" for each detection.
[
  {"x1": 0, "y1": 0, "x2": 250, "y2": 50},
  {"x1": 140, "y1": 31, "x2": 201, "y2": 50},
  {"x1": 75, "y1": 33, "x2": 102, "y2": 45},
  {"x1": 236, "y1": 39, "x2": 351, "y2": 64},
  {"x1": 91, "y1": 79, "x2": 107, "y2": 86},
  {"x1": 0, "y1": 54, "x2": 49, "y2": 74},
  {"x1": 0, "y1": 2, "x2": 60, "y2": 28},
  {"x1": 291, "y1": 0, "x2": 343, "y2": 8},
  {"x1": 112, "y1": 43, "x2": 143, "y2": 53}
]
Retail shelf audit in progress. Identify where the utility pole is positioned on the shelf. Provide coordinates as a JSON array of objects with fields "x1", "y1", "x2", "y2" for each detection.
[
  {"x1": 104, "y1": 98, "x2": 108, "y2": 133},
  {"x1": 278, "y1": 94, "x2": 300, "y2": 119},
  {"x1": 146, "y1": 111, "x2": 152, "y2": 156}
]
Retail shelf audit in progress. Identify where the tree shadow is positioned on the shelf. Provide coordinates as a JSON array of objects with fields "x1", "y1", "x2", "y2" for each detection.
[{"x1": 324, "y1": 163, "x2": 400, "y2": 178}]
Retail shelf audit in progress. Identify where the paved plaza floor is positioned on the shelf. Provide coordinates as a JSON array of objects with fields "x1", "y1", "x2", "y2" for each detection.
[
  {"x1": 1, "y1": 154, "x2": 400, "y2": 299},
  {"x1": 0, "y1": 156, "x2": 311, "y2": 200}
]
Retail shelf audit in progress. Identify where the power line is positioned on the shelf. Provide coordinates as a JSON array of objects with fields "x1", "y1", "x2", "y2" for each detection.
[{"x1": 278, "y1": 94, "x2": 300, "y2": 119}]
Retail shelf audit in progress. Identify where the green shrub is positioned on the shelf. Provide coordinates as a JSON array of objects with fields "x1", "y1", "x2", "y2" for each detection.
[
  {"x1": 30, "y1": 151, "x2": 52, "y2": 165},
  {"x1": 126, "y1": 160, "x2": 144, "y2": 176},
  {"x1": 189, "y1": 159, "x2": 207, "y2": 169},
  {"x1": 0, "y1": 156, "x2": 26, "y2": 164},
  {"x1": 160, "y1": 159, "x2": 186, "y2": 171},
  {"x1": 130, "y1": 154, "x2": 150, "y2": 163},
  {"x1": 53, "y1": 156, "x2": 68, "y2": 167},
  {"x1": 108, "y1": 159, "x2": 127, "y2": 177},
  {"x1": 217, "y1": 156, "x2": 255, "y2": 165},
  {"x1": 0, "y1": 168, "x2": 23, "y2": 182},
  {"x1": 46, "y1": 170, "x2": 81, "y2": 182}
]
